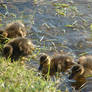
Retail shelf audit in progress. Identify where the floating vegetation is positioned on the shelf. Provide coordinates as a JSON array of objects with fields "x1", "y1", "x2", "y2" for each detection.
[
  {"x1": 79, "y1": 52, "x2": 88, "y2": 57},
  {"x1": 90, "y1": 24, "x2": 92, "y2": 31},
  {"x1": 53, "y1": 1, "x2": 79, "y2": 17},
  {"x1": 65, "y1": 24, "x2": 74, "y2": 28}
]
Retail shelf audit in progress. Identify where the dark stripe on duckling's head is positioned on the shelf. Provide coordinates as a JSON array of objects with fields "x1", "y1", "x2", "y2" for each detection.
[
  {"x1": 69, "y1": 64, "x2": 84, "y2": 79},
  {"x1": 38, "y1": 53, "x2": 50, "y2": 71}
]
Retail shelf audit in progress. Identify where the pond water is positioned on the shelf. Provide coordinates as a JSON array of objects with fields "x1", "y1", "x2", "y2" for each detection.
[{"x1": 0, "y1": 0, "x2": 92, "y2": 91}]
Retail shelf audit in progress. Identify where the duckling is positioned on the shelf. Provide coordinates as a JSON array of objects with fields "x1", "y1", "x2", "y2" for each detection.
[
  {"x1": 38, "y1": 53, "x2": 75, "y2": 77},
  {"x1": 78, "y1": 55, "x2": 92, "y2": 70},
  {"x1": 0, "y1": 21, "x2": 26, "y2": 44},
  {"x1": 2, "y1": 37, "x2": 35, "y2": 62},
  {"x1": 69, "y1": 64, "x2": 86, "y2": 90},
  {"x1": 4, "y1": 21, "x2": 26, "y2": 38},
  {"x1": 69, "y1": 56, "x2": 92, "y2": 90}
]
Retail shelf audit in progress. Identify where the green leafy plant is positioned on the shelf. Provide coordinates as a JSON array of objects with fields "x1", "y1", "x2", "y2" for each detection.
[{"x1": 0, "y1": 57, "x2": 60, "y2": 92}]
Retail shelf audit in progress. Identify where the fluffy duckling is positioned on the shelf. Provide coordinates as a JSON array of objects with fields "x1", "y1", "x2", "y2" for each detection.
[
  {"x1": 38, "y1": 53, "x2": 75, "y2": 77},
  {"x1": 0, "y1": 21, "x2": 26, "y2": 44},
  {"x1": 2, "y1": 37, "x2": 35, "y2": 62},
  {"x1": 78, "y1": 55, "x2": 92, "y2": 70},
  {"x1": 69, "y1": 56, "x2": 92, "y2": 90},
  {"x1": 4, "y1": 21, "x2": 26, "y2": 38},
  {"x1": 69, "y1": 64, "x2": 86, "y2": 90}
]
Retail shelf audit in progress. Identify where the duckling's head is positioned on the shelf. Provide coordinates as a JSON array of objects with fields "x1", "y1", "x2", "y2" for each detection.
[
  {"x1": 69, "y1": 64, "x2": 84, "y2": 80},
  {"x1": 59, "y1": 55, "x2": 75, "y2": 72},
  {"x1": 64, "y1": 56, "x2": 75, "y2": 68},
  {"x1": 38, "y1": 53, "x2": 50, "y2": 71}
]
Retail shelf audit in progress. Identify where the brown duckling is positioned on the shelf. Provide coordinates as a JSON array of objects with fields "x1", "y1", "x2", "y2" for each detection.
[
  {"x1": 4, "y1": 21, "x2": 26, "y2": 38},
  {"x1": 69, "y1": 64, "x2": 86, "y2": 90},
  {"x1": 38, "y1": 53, "x2": 75, "y2": 77},
  {"x1": 2, "y1": 37, "x2": 35, "y2": 62},
  {"x1": 0, "y1": 21, "x2": 26, "y2": 44},
  {"x1": 69, "y1": 55, "x2": 92, "y2": 90},
  {"x1": 78, "y1": 55, "x2": 92, "y2": 70}
]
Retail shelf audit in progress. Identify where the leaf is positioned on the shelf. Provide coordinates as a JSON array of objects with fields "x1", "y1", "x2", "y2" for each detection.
[
  {"x1": 0, "y1": 24, "x2": 3, "y2": 27},
  {"x1": 61, "y1": 4, "x2": 69, "y2": 8},
  {"x1": 56, "y1": 9, "x2": 65, "y2": 16},
  {"x1": 79, "y1": 52, "x2": 88, "y2": 56},
  {"x1": 90, "y1": 24, "x2": 92, "y2": 30},
  {"x1": 53, "y1": 3, "x2": 69, "y2": 8},
  {"x1": 2, "y1": 4, "x2": 7, "y2": 10},
  {"x1": 10, "y1": 13, "x2": 16, "y2": 18},
  {"x1": 65, "y1": 25, "x2": 73, "y2": 28},
  {"x1": 58, "y1": 12, "x2": 65, "y2": 16}
]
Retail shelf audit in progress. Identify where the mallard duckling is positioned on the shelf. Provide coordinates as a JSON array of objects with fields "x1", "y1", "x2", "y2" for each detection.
[
  {"x1": 2, "y1": 37, "x2": 35, "y2": 62},
  {"x1": 69, "y1": 56, "x2": 92, "y2": 90},
  {"x1": 0, "y1": 21, "x2": 26, "y2": 44},
  {"x1": 38, "y1": 53, "x2": 75, "y2": 77},
  {"x1": 78, "y1": 55, "x2": 92, "y2": 70},
  {"x1": 69, "y1": 64, "x2": 87, "y2": 90},
  {"x1": 4, "y1": 21, "x2": 26, "y2": 38}
]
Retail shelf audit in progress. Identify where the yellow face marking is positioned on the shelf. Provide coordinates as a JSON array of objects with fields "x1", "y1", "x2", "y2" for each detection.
[
  {"x1": 80, "y1": 67, "x2": 84, "y2": 75},
  {"x1": 47, "y1": 56, "x2": 50, "y2": 65}
]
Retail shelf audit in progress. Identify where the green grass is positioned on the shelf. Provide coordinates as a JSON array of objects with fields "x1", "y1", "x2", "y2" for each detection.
[{"x1": 0, "y1": 57, "x2": 60, "y2": 92}]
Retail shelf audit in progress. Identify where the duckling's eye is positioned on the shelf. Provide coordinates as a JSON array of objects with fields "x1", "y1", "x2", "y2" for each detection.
[
  {"x1": 72, "y1": 66, "x2": 80, "y2": 71},
  {"x1": 72, "y1": 66, "x2": 81, "y2": 73},
  {"x1": 40, "y1": 55, "x2": 47, "y2": 62},
  {"x1": 75, "y1": 68, "x2": 81, "y2": 73},
  {"x1": 77, "y1": 62, "x2": 80, "y2": 64}
]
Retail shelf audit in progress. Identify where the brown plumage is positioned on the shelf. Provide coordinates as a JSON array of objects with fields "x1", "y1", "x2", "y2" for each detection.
[
  {"x1": 0, "y1": 21, "x2": 26, "y2": 44},
  {"x1": 69, "y1": 64, "x2": 86, "y2": 90},
  {"x1": 69, "y1": 55, "x2": 92, "y2": 90},
  {"x1": 78, "y1": 55, "x2": 92, "y2": 70},
  {"x1": 5, "y1": 21, "x2": 26, "y2": 38},
  {"x1": 38, "y1": 53, "x2": 75, "y2": 77},
  {"x1": 0, "y1": 21, "x2": 26, "y2": 39},
  {"x1": 2, "y1": 37, "x2": 35, "y2": 62}
]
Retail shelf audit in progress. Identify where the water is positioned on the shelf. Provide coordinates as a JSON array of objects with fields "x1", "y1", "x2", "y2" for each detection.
[{"x1": 0, "y1": 0, "x2": 92, "y2": 91}]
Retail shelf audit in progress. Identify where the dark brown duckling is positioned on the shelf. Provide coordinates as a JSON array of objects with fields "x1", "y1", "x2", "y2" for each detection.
[
  {"x1": 69, "y1": 56, "x2": 92, "y2": 90},
  {"x1": 38, "y1": 53, "x2": 75, "y2": 77},
  {"x1": 4, "y1": 21, "x2": 26, "y2": 38},
  {"x1": 2, "y1": 37, "x2": 35, "y2": 62},
  {"x1": 69, "y1": 64, "x2": 86, "y2": 90},
  {"x1": 0, "y1": 21, "x2": 26, "y2": 44}
]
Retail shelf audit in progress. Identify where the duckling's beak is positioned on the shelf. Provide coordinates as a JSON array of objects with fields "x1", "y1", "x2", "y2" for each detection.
[{"x1": 38, "y1": 65, "x2": 43, "y2": 71}]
